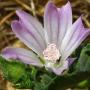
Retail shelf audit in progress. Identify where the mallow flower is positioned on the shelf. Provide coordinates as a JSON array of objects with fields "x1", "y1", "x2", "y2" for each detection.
[{"x1": 1, "y1": 1, "x2": 90, "y2": 75}]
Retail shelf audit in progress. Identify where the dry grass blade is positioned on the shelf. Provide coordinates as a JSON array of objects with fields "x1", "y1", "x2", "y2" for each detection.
[
  {"x1": 0, "y1": 1, "x2": 16, "y2": 7},
  {"x1": 13, "y1": 0, "x2": 32, "y2": 12},
  {"x1": 0, "y1": 11, "x2": 15, "y2": 27},
  {"x1": 30, "y1": 0, "x2": 36, "y2": 16}
]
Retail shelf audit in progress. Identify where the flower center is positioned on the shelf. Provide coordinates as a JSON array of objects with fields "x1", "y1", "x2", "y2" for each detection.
[{"x1": 43, "y1": 43, "x2": 61, "y2": 63}]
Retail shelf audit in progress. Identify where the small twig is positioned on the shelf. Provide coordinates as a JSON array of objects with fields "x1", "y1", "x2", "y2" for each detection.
[
  {"x1": 1, "y1": 31, "x2": 14, "y2": 35},
  {"x1": 13, "y1": 0, "x2": 43, "y2": 16},
  {"x1": 4, "y1": 7, "x2": 21, "y2": 11},
  {"x1": 0, "y1": 11, "x2": 15, "y2": 27},
  {"x1": 30, "y1": 0, "x2": 37, "y2": 17},
  {"x1": 13, "y1": 0, "x2": 32, "y2": 12},
  {"x1": 3, "y1": 35, "x2": 11, "y2": 46},
  {"x1": 0, "y1": 1, "x2": 16, "y2": 7}
]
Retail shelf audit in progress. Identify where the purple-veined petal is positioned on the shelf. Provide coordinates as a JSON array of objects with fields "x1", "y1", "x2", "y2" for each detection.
[
  {"x1": 11, "y1": 20, "x2": 43, "y2": 56},
  {"x1": 65, "y1": 19, "x2": 83, "y2": 51},
  {"x1": 44, "y1": 1, "x2": 59, "y2": 45},
  {"x1": 1, "y1": 47, "x2": 43, "y2": 67},
  {"x1": 51, "y1": 60, "x2": 68, "y2": 75},
  {"x1": 16, "y1": 10, "x2": 46, "y2": 50},
  {"x1": 60, "y1": 17, "x2": 82, "y2": 56},
  {"x1": 63, "y1": 29, "x2": 90, "y2": 60},
  {"x1": 58, "y1": 1, "x2": 72, "y2": 47},
  {"x1": 67, "y1": 58, "x2": 76, "y2": 66}
]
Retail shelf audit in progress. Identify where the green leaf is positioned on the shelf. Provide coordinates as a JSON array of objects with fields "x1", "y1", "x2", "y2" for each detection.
[
  {"x1": 34, "y1": 72, "x2": 54, "y2": 90},
  {"x1": 0, "y1": 56, "x2": 26, "y2": 83},
  {"x1": 0, "y1": 56, "x2": 34, "y2": 88},
  {"x1": 77, "y1": 77, "x2": 90, "y2": 88},
  {"x1": 48, "y1": 72, "x2": 90, "y2": 90},
  {"x1": 76, "y1": 44, "x2": 90, "y2": 72}
]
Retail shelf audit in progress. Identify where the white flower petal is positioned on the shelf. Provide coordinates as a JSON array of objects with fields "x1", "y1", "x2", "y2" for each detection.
[
  {"x1": 11, "y1": 20, "x2": 43, "y2": 56},
  {"x1": 63, "y1": 29, "x2": 90, "y2": 60},
  {"x1": 60, "y1": 17, "x2": 82, "y2": 55},
  {"x1": 58, "y1": 2, "x2": 72, "y2": 47},
  {"x1": 44, "y1": 1, "x2": 59, "y2": 45},
  {"x1": 51, "y1": 60, "x2": 68, "y2": 75},
  {"x1": 2, "y1": 47, "x2": 43, "y2": 67},
  {"x1": 16, "y1": 10, "x2": 46, "y2": 49}
]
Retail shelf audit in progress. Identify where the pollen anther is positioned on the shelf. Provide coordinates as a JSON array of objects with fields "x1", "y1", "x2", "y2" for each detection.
[{"x1": 43, "y1": 43, "x2": 61, "y2": 63}]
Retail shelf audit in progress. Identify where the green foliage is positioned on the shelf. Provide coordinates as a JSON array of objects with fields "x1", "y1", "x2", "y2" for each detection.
[
  {"x1": 34, "y1": 74, "x2": 55, "y2": 90},
  {"x1": 0, "y1": 44, "x2": 90, "y2": 90},
  {"x1": 0, "y1": 56, "x2": 35, "y2": 88},
  {"x1": 0, "y1": 56, "x2": 26, "y2": 83},
  {"x1": 76, "y1": 44, "x2": 90, "y2": 72},
  {"x1": 48, "y1": 72, "x2": 90, "y2": 90}
]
